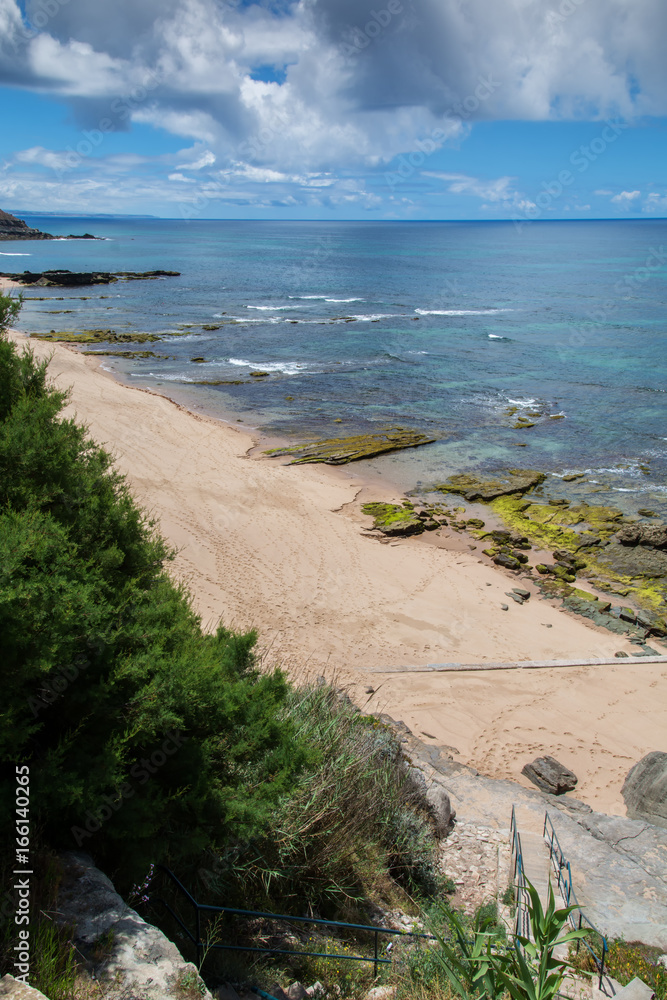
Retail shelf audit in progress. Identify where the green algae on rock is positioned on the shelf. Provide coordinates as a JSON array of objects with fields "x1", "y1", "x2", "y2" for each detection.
[
  {"x1": 32, "y1": 329, "x2": 164, "y2": 344},
  {"x1": 436, "y1": 469, "x2": 546, "y2": 501},
  {"x1": 266, "y1": 427, "x2": 435, "y2": 465},
  {"x1": 361, "y1": 502, "x2": 425, "y2": 536},
  {"x1": 82, "y1": 350, "x2": 171, "y2": 359}
]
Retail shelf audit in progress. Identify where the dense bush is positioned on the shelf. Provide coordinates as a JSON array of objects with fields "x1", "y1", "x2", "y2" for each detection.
[
  {"x1": 200, "y1": 683, "x2": 445, "y2": 913},
  {"x1": 0, "y1": 292, "x2": 440, "y2": 924},
  {"x1": 0, "y1": 296, "x2": 302, "y2": 873}
]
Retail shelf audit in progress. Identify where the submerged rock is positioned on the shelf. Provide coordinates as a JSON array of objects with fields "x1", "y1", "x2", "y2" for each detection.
[
  {"x1": 522, "y1": 755, "x2": 578, "y2": 794},
  {"x1": 266, "y1": 428, "x2": 435, "y2": 465},
  {"x1": 436, "y1": 468, "x2": 546, "y2": 501},
  {"x1": 622, "y1": 752, "x2": 667, "y2": 829}
]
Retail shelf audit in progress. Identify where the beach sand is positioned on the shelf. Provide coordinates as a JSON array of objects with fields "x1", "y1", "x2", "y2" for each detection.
[{"x1": 7, "y1": 324, "x2": 667, "y2": 816}]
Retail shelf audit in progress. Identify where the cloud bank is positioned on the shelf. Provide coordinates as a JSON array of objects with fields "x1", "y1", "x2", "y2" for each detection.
[{"x1": 1, "y1": 0, "x2": 665, "y2": 214}]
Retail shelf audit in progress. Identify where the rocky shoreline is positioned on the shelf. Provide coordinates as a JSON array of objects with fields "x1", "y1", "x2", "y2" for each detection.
[
  {"x1": 1, "y1": 268, "x2": 179, "y2": 286},
  {"x1": 359, "y1": 466, "x2": 667, "y2": 649},
  {"x1": 0, "y1": 208, "x2": 102, "y2": 241}
]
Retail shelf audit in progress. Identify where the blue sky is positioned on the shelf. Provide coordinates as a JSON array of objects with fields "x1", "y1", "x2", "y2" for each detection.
[{"x1": 0, "y1": 0, "x2": 666, "y2": 220}]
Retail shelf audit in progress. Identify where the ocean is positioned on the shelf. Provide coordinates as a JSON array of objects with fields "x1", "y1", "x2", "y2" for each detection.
[{"x1": 6, "y1": 216, "x2": 667, "y2": 513}]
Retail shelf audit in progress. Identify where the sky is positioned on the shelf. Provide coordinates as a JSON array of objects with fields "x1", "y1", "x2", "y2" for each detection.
[{"x1": 0, "y1": 0, "x2": 665, "y2": 220}]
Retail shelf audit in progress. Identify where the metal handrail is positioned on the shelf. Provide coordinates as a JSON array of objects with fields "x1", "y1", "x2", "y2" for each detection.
[
  {"x1": 510, "y1": 805, "x2": 531, "y2": 944},
  {"x1": 543, "y1": 811, "x2": 608, "y2": 988},
  {"x1": 151, "y1": 864, "x2": 435, "y2": 977}
]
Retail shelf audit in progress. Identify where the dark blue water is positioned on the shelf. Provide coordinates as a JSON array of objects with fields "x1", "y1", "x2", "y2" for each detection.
[{"x1": 7, "y1": 217, "x2": 667, "y2": 511}]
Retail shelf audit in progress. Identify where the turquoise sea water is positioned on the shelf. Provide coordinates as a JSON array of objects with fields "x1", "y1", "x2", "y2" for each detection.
[{"x1": 7, "y1": 216, "x2": 667, "y2": 512}]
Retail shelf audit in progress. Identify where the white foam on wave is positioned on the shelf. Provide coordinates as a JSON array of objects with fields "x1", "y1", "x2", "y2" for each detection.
[
  {"x1": 0, "y1": 252, "x2": 31, "y2": 255},
  {"x1": 488, "y1": 334, "x2": 507, "y2": 339},
  {"x1": 228, "y1": 357, "x2": 308, "y2": 375},
  {"x1": 348, "y1": 313, "x2": 397, "y2": 322},
  {"x1": 288, "y1": 295, "x2": 363, "y2": 301},
  {"x1": 506, "y1": 397, "x2": 537, "y2": 408},
  {"x1": 246, "y1": 304, "x2": 295, "y2": 311},
  {"x1": 416, "y1": 308, "x2": 512, "y2": 316}
]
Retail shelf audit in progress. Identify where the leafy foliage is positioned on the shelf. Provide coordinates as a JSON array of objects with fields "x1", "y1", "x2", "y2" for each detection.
[
  {"x1": 429, "y1": 879, "x2": 588, "y2": 1000},
  {"x1": 193, "y1": 683, "x2": 446, "y2": 912},
  {"x1": 0, "y1": 298, "x2": 302, "y2": 874}
]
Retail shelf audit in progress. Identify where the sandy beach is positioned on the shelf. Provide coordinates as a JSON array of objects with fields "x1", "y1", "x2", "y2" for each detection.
[{"x1": 6, "y1": 316, "x2": 667, "y2": 816}]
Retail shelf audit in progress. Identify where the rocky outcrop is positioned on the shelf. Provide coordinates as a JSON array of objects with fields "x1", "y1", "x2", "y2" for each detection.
[
  {"x1": 57, "y1": 852, "x2": 213, "y2": 1000},
  {"x1": 617, "y1": 523, "x2": 667, "y2": 549},
  {"x1": 0, "y1": 269, "x2": 179, "y2": 286},
  {"x1": 265, "y1": 428, "x2": 435, "y2": 465},
  {"x1": 0, "y1": 210, "x2": 52, "y2": 240},
  {"x1": 436, "y1": 469, "x2": 546, "y2": 501},
  {"x1": 521, "y1": 755, "x2": 578, "y2": 795},
  {"x1": 622, "y1": 752, "x2": 667, "y2": 829},
  {"x1": 0, "y1": 976, "x2": 48, "y2": 1000}
]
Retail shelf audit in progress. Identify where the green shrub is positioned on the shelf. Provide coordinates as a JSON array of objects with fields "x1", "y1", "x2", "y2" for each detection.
[
  {"x1": 197, "y1": 683, "x2": 444, "y2": 912},
  {"x1": 0, "y1": 298, "x2": 303, "y2": 875}
]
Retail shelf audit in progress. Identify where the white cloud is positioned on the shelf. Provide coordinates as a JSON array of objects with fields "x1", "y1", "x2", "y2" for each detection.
[
  {"x1": 611, "y1": 189, "x2": 641, "y2": 204},
  {"x1": 424, "y1": 171, "x2": 530, "y2": 209},
  {"x1": 2, "y1": 0, "x2": 666, "y2": 213},
  {"x1": 2, "y1": 0, "x2": 667, "y2": 179},
  {"x1": 643, "y1": 192, "x2": 667, "y2": 213}
]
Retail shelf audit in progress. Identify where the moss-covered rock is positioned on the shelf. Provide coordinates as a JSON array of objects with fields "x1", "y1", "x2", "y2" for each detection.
[
  {"x1": 436, "y1": 469, "x2": 546, "y2": 502},
  {"x1": 266, "y1": 427, "x2": 435, "y2": 465},
  {"x1": 361, "y1": 502, "x2": 424, "y2": 536}
]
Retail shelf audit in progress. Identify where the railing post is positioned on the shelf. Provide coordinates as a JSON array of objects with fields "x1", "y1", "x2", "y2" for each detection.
[
  {"x1": 195, "y1": 903, "x2": 202, "y2": 969},
  {"x1": 374, "y1": 930, "x2": 378, "y2": 978},
  {"x1": 599, "y1": 941, "x2": 606, "y2": 991}
]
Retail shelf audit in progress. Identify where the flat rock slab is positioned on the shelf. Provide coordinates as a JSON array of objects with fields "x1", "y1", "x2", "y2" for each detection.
[
  {"x1": 612, "y1": 977, "x2": 655, "y2": 1000},
  {"x1": 265, "y1": 428, "x2": 435, "y2": 465},
  {"x1": 436, "y1": 469, "x2": 546, "y2": 501},
  {"x1": 522, "y1": 755, "x2": 578, "y2": 794}
]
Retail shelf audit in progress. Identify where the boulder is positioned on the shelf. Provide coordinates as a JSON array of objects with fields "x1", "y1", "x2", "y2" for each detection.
[
  {"x1": 622, "y1": 752, "x2": 667, "y2": 829},
  {"x1": 494, "y1": 553, "x2": 521, "y2": 570},
  {"x1": 426, "y1": 785, "x2": 456, "y2": 837},
  {"x1": 521, "y1": 755, "x2": 578, "y2": 794},
  {"x1": 0, "y1": 976, "x2": 49, "y2": 1000},
  {"x1": 56, "y1": 852, "x2": 213, "y2": 1000},
  {"x1": 365, "y1": 987, "x2": 397, "y2": 1000},
  {"x1": 286, "y1": 984, "x2": 309, "y2": 1000},
  {"x1": 617, "y1": 523, "x2": 667, "y2": 549}
]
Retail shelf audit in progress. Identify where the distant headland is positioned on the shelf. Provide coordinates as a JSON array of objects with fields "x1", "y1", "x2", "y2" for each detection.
[{"x1": 0, "y1": 208, "x2": 100, "y2": 241}]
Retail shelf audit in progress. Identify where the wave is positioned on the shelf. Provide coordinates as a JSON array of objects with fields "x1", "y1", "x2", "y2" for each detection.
[
  {"x1": 506, "y1": 397, "x2": 538, "y2": 408},
  {"x1": 246, "y1": 304, "x2": 295, "y2": 311},
  {"x1": 348, "y1": 313, "x2": 397, "y2": 322},
  {"x1": 228, "y1": 357, "x2": 309, "y2": 375},
  {"x1": 288, "y1": 295, "x2": 364, "y2": 302},
  {"x1": 488, "y1": 334, "x2": 508, "y2": 340},
  {"x1": 0, "y1": 252, "x2": 31, "y2": 255},
  {"x1": 415, "y1": 308, "x2": 512, "y2": 316}
]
